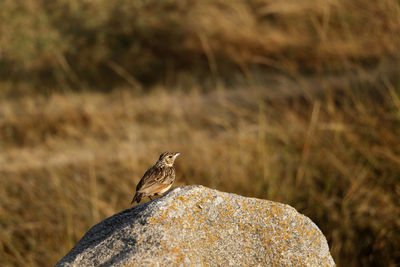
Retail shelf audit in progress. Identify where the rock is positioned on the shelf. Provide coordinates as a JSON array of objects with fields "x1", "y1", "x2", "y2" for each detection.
[{"x1": 56, "y1": 185, "x2": 335, "y2": 266}]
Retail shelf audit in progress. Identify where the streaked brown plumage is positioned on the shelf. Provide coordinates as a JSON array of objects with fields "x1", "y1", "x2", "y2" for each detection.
[{"x1": 131, "y1": 152, "x2": 180, "y2": 204}]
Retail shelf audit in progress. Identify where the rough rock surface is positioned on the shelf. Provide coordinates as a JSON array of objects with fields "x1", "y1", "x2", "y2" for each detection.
[{"x1": 56, "y1": 185, "x2": 335, "y2": 266}]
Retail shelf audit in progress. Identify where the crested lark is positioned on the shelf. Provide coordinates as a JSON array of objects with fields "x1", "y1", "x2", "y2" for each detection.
[{"x1": 131, "y1": 152, "x2": 180, "y2": 204}]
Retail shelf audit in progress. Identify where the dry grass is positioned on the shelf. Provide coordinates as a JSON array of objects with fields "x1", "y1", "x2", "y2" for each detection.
[
  {"x1": 0, "y1": 0, "x2": 399, "y2": 90},
  {"x1": 1, "y1": 75, "x2": 400, "y2": 266}
]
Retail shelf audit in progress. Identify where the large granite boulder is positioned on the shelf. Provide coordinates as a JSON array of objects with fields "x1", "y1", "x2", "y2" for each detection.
[{"x1": 56, "y1": 185, "x2": 335, "y2": 266}]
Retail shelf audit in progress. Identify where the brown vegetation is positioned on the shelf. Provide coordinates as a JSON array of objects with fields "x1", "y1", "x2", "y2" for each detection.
[
  {"x1": 1, "y1": 0, "x2": 400, "y2": 266},
  {"x1": 2, "y1": 80, "x2": 400, "y2": 266},
  {"x1": 0, "y1": 0, "x2": 399, "y2": 90}
]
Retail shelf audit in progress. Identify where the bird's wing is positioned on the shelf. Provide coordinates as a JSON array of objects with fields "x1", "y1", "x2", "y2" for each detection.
[
  {"x1": 136, "y1": 167, "x2": 175, "y2": 195},
  {"x1": 136, "y1": 167, "x2": 165, "y2": 191}
]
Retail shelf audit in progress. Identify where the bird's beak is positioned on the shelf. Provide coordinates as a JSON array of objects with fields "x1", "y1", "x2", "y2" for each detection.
[{"x1": 174, "y1": 152, "x2": 181, "y2": 158}]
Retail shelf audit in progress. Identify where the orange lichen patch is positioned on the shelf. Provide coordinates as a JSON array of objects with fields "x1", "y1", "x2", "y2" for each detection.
[
  {"x1": 205, "y1": 231, "x2": 219, "y2": 244},
  {"x1": 170, "y1": 247, "x2": 187, "y2": 264}
]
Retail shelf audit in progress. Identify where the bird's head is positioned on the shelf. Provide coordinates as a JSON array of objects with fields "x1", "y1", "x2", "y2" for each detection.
[{"x1": 157, "y1": 152, "x2": 180, "y2": 167}]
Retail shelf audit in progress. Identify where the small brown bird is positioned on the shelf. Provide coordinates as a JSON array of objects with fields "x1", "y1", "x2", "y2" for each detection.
[{"x1": 131, "y1": 152, "x2": 180, "y2": 204}]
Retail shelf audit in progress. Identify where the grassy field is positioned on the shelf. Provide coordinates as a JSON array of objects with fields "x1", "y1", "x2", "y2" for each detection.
[
  {"x1": 1, "y1": 0, "x2": 400, "y2": 91},
  {"x1": 1, "y1": 0, "x2": 400, "y2": 266},
  {"x1": 1, "y1": 78, "x2": 400, "y2": 266}
]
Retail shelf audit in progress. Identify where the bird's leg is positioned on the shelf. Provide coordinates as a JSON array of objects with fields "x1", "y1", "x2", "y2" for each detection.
[{"x1": 149, "y1": 196, "x2": 153, "y2": 201}]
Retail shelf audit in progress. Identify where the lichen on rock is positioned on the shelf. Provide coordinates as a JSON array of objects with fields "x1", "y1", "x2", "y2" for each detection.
[{"x1": 56, "y1": 185, "x2": 335, "y2": 266}]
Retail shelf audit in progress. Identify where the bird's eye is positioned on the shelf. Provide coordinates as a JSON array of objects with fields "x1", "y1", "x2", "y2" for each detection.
[{"x1": 168, "y1": 156, "x2": 172, "y2": 158}]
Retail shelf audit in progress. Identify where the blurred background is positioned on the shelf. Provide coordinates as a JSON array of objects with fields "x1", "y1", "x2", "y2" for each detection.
[{"x1": 1, "y1": 0, "x2": 400, "y2": 266}]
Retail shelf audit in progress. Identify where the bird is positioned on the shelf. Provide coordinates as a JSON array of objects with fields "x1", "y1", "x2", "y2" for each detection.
[{"x1": 131, "y1": 152, "x2": 180, "y2": 204}]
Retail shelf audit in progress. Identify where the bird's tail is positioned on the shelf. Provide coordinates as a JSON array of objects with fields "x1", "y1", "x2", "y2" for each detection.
[{"x1": 131, "y1": 192, "x2": 143, "y2": 204}]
